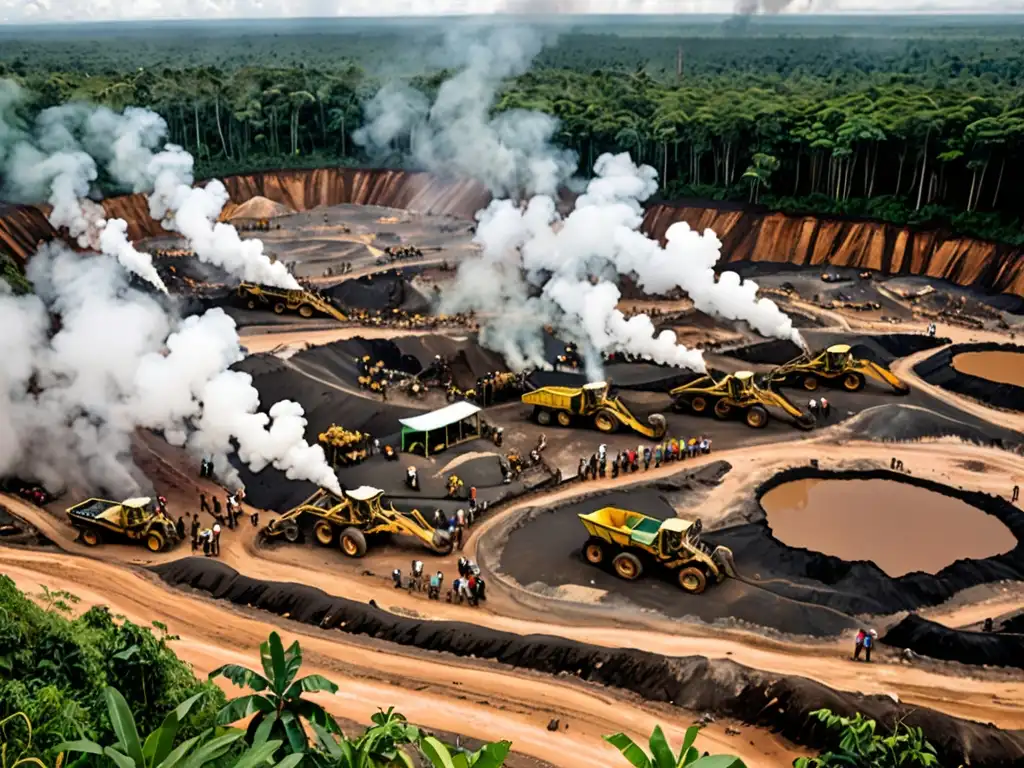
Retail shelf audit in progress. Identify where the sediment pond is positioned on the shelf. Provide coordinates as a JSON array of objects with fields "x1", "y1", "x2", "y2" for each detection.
[{"x1": 952, "y1": 350, "x2": 1024, "y2": 388}]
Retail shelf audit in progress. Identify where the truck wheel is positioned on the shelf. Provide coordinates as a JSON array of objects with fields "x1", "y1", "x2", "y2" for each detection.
[
  {"x1": 842, "y1": 372, "x2": 865, "y2": 391},
  {"x1": 713, "y1": 400, "x2": 733, "y2": 420},
  {"x1": 556, "y1": 410, "x2": 572, "y2": 427},
  {"x1": 340, "y1": 527, "x2": 367, "y2": 558},
  {"x1": 246, "y1": 300, "x2": 257, "y2": 310},
  {"x1": 594, "y1": 410, "x2": 618, "y2": 433},
  {"x1": 612, "y1": 552, "x2": 643, "y2": 580},
  {"x1": 299, "y1": 304, "x2": 314, "y2": 318},
  {"x1": 801, "y1": 375, "x2": 819, "y2": 392},
  {"x1": 282, "y1": 523, "x2": 301, "y2": 543},
  {"x1": 273, "y1": 302, "x2": 286, "y2": 314},
  {"x1": 81, "y1": 529, "x2": 101, "y2": 547},
  {"x1": 745, "y1": 405, "x2": 769, "y2": 429},
  {"x1": 313, "y1": 520, "x2": 335, "y2": 546},
  {"x1": 582, "y1": 537, "x2": 606, "y2": 566},
  {"x1": 677, "y1": 566, "x2": 707, "y2": 594},
  {"x1": 146, "y1": 531, "x2": 165, "y2": 553},
  {"x1": 690, "y1": 395, "x2": 709, "y2": 413},
  {"x1": 535, "y1": 409, "x2": 553, "y2": 426}
]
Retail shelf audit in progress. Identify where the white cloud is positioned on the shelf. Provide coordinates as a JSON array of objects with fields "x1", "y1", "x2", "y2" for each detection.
[{"x1": 2, "y1": 0, "x2": 1021, "y2": 22}]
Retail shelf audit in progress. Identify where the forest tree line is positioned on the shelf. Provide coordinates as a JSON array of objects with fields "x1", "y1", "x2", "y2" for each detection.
[{"x1": 2, "y1": 42, "x2": 1023, "y2": 244}]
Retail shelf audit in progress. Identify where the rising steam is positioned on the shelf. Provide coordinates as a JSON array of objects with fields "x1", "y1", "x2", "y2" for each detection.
[
  {"x1": 354, "y1": 25, "x2": 577, "y2": 198},
  {"x1": 0, "y1": 243, "x2": 340, "y2": 497}
]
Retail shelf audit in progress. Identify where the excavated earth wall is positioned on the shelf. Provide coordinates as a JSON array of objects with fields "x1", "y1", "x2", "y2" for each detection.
[
  {"x1": 730, "y1": 467, "x2": 1024, "y2": 616},
  {"x1": 726, "y1": 332, "x2": 949, "y2": 367},
  {"x1": 914, "y1": 342, "x2": 1024, "y2": 413},
  {"x1": 4, "y1": 170, "x2": 1024, "y2": 300},
  {"x1": 882, "y1": 614, "x2": 1024, "y2": 670},
  {"x1": 644, "y1": 201, "x2": 1024, "y2": 298},
  {"x1": 152, "y1": 557, "x2": 1024, "y2": 767}
]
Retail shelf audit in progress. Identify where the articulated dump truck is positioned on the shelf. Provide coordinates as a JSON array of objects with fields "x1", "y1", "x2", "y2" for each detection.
[
  {"x1": 579, "y1": 507, "x2": 737, "y2": 594},
  {"x1": 521, "y1": 381, "x2": 667, "y2": 439},
  {"x1": 769, "y1": 343, "x2": 909, "y2": 394},
  {"x1": 261, "y1": 486, "x2": 452, "y2": 557},
  {"x1": 237, "y1": 282, "x2": 348, "y2": 322},
  {"x1": 671, "y1": 370, "x2": 815, "y2": 430},
  {"x1": 67, "y1": 497, "x2": 180, "y2": 552}
]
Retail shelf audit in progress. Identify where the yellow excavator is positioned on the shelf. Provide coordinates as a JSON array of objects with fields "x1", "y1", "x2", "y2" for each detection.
[
  {"x1": 261, "y1": 486, "x2": 452, "y2": 557},
  {"x1": 671, "y1": 371, "x2": 815, "y2": 430},
  {"x1": 769, "y1": 343, "x2": 909, "y2": 394},
  {"x1": 237, "y1": 283, "x2": 348, "y2": 322},
  {"x1": 522, "y1": 381, "x2": 667, "y2": 439}
]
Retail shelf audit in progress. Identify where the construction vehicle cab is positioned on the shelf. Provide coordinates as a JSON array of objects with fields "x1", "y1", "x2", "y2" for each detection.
[
  {"x1": 237, "y1": 282, "x2": 348, "y2": 322},
  {"x1": 66, "y1": 496, "x2": 180, "y2": 552},
  {"x1": 770, "y1": 344, "x2": 909, "y2": 394},
  {"x1": 671, "y1": 371, "x2": 814, "y2": 430},
  {"x1": 262, "y1": 486, "x2": 452, "y2": 557},
  {"x1": 579, "y1": 507, "x2": 736, "y2": 594},
  {"x1": 521, "y1": 381, "x2": 667, "y2": 439}
]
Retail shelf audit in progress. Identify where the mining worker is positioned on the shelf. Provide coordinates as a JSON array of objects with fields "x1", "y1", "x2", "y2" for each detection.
[
  {"x1": 200, "y1": 493, "x2": 211, "y2": 515},
  {"x1": 406, "y1": 466, "x2": 419, "y2": 491},
  {"x1": 428, "y1": 571, "x2": 444, "y2": 600},
  {"x1": 808, "y1": 398, "x2": 819, "y2": 418},
  {"x1": 176, "y1": 515, "x2": 186, "y2": 541},
  {"x1": 392, "y1": 568, "x2": 403, "y2": 589},
  {"x1": 983, "y1": 618, "x2": 994, "y2": 632},
  {"x1": 863, "y1": 629, "x2": 876, "y2": 662},
  {"x1": 200, "y1": 528, "x2": 212, "y2": 556},
  {"x1": 212, "y1": 524, "x2": 222, "y2": 556},
  {"x1": 853, "y1": 628, "x2": 866, "y2": 660},
  {"x1": 157, "y1": 496, "x2": 168, "y2": 516},
  {"x1": 578, "y1": 457, "x2": 587, "y2": 480},
  {"x1": 212, "y1": 496, "x2": 223, "y2": 524},
  {"x1": 820, "y1": 397, "x2": 831, "y2": 420},
  {"x1": 643, "y1": 447, "x2": 652, "y2": 470},
  {"x1": 611, "y1": 457, "x2": 620, "y2": 479},
  {"x1": 250, "y1": 509, "x2": 259, "y2": 527},
  {"x1": 654, "y1": 445, "x2": 663, "y2": 468},
  {"x1": 599, "y1": 453, "x2": 607, "y2": 478},
  {"x1": 432, "y1": 508, "x2": 446, "y2": 529},
  {"x1": 190, "y1": 514, "x2": 200, "y2": 551},
  {"x1": 1013, "y1": 485, "x2": 1020, "y2": 503},
  {"x1": 410, "y1": 560, "x2": 425, "y2": 590}
]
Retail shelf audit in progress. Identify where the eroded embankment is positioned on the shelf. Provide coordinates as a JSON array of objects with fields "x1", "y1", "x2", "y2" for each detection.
[
  {"x1": 643, "y1": 201, "x2": 1024, "y2": 298},
  {"x1": 914, "y1": 342, "x2": 1024, "y2": 413},
  {"x1": 883, "y1": 614, "x2": 1024, "y2": 670},
  {"x1": 153, "y1": 557, "x2": 1024, "y2": 767},
  {"x1": 724, "y1": 467, "x2": 1024, "y2": 616}
]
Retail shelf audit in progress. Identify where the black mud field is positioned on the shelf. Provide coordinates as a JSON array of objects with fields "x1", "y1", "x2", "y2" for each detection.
[
  {"x1": 152, "y1": 558, "x2": 1024, "y2": 768},
  {"x1": 882, "y1": 614, "x2": 1024, "y2": 670},
  {"x1": 324, "y1": 267, "x2": 431, "y2": 313},
  {"x1": 914, "y1": 342, "x2": 1024, "y2": 413}
]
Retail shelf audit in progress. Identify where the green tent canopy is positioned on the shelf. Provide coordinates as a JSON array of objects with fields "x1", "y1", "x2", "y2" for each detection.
[{"x1": 399, "y1": 401, "x2": 482, "y2": 457}]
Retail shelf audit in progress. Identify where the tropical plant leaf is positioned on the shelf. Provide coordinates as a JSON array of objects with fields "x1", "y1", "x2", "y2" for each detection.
[
  {"x1": 143, "y1": 711, "x2": 179, "y2": 767},
  {"x1": 154, "y1": 735, "x2": 202, "y2": 768},
  {"x1": 647, "y1": 726, "x2": 674, "y2": 768},
  {"x1": 284, "y1": 674, "x2": 339, "y2": 699},
  {"x1": 278, "y1": 710, "x2": 307, "y2": 755},
  {"x1": 230, "y1": 739, "x2": 283, "y2": 768},
  {"x1": 179, "y1": 731, "x2": 244, "y2": 768},
  {"x1": 688, "y1": 757, "x2": 745, "y2": 768},
  {"x1": 273, "y1": 754, "x2": 305, "y2": 768},
  {"x1": 52, "y1": 740, "x2": 103, "y2": 756},
  {"x1": 209, "y1": 664, "x2": 271, "y2": 692},
  {"x1": 102, "y1": 747, "x2": 137, "y2": 768},
  {"x1": 468, "y1": 741, "x2": 512, "y2": 768},
  {"x1": 604, "y1": 733, "x2": 652, "y2": 768},
  {"x1": 261, "y1": 633, "x2": 288, "y2": 694},
  {"x1": 678, "y1": 726, "x2": 700, "y2": 763},
  {"x1": 282, "y1": 639, "x2": 303, "y2": 691},
  {"x1": 216, "y1": 695, "x2": 275, "y2": 726},
  {"x1": 103, "y1": 688, "x2": 145, "y2": 768},
  {"x1": 418, "y1": 736, "x2": 457, "y2": 768}
]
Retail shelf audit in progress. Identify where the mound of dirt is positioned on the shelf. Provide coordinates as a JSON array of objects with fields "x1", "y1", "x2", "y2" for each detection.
[
  {"x1": 224, "y1": 196, "x2": 295, "y2": 221},
  {"x1": 153, "y1": 557, "x2": 1024, "y2": 767},
  {"x1": 840, "y1": 403, "x2": 1019, "y2": 447},
  {"x1": 717, "y1": 467, "x2": 1024, "y2": 617},
  {"x1": 728, "y1": 333, "x2": 948, "y2": 367},
  {"x1": 914, "y1": 342, "x2": 1024, "y2": 413},
  {"x1": 529, "y1": 365, "x2": 699, "y2": 393},
  {"x1": 882, "y1": 614, "x2": 1024, "y2": 669},
  {"x1": 325, "y1": 269, "x2": 430, "y2": 313}
]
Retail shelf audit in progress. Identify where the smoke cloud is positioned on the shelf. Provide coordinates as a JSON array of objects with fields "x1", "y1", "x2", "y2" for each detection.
[
  {"x1": 0, "y1": 243, "x2": 340, "y2": 497},
  {"x1": 0, "y1": 80, "x2": 298, "y2": 290},
  {"x1": 443, "y1": 152, "x2": 801, "y2": 378},
  {"x1": 354, "y1": 25, "x2": 577, "y2": 198}
]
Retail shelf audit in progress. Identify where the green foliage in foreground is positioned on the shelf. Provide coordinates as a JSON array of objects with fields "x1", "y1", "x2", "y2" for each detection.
[
  {"x1": 606, "y1": 724, "x2": 744, "y2": 768},
  {"x1": 795, "y1": 709, "x2": 940, "y2": 768}
]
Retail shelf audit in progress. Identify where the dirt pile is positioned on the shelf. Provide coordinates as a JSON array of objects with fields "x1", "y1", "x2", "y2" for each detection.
[
  {"x1": 914, "y1": 342, "x2": 1024, "y2": 413},
  {"x1": 883, "y1": 614, "x2": 1024, "y2": 670},
  {"x1": 224, "y1": 196, "x2": 296, "y2": 221},
  {"x1": 728, "y1": 333, "x2": 948, "y2": 368},
  {"x1": 152, "y1": 557, "x2": 1024, "y2": 767},
  {"x1": 840, "y1": 403, "x2": 1020, "y2": 447},
  {"x1": 643, "y1": 201, "x2": 1024, "y2": 298},
  {"x1": 721, "y1": 467, "x2": 1024, "y2": 616}
]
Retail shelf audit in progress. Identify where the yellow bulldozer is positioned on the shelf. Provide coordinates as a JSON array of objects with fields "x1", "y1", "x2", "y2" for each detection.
[
  {"x1": 261, "y1": 486, "x2": 452, "y2": 556},
  {"x1": 237, "y1": 283, "x2": 348, "y2": 322},
  {"x1": 671, "y1": 371, "x2": 815, "y2": 429},
  {"x1": 521, "y1": 381, "x2": 667, "y2": 439},
  {"x1": 768, "y1": 343, "x2": 909, "y2": 394},
  {"x1": 66, "y1": 497, "x2": 180, "y2": 552},
  {"x1": 318, "y1": 425, "x2": 369, "y2": 467},
  {"x1": 579, "y1": 507, "x2": 737, "y2": 594}
]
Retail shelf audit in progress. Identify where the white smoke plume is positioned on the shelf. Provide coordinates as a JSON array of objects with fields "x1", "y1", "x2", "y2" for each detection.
[
  {"x1": 354, "y1": 25, "x2": 577, "y2": 198},
  {"x1": 444, "y1": 152, "x2": 801, "y2": 378},
  {"x1": 0, "y1": 80, "x2": 297, "y2": 290},
  {"x1": 0, "y1": 243, "x2": 340, "y2": 497}
]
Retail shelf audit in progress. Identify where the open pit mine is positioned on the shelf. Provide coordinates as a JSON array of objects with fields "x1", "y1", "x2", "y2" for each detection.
[{"x1": 3, "y1": 166, "x2": 1024, "y2": 768}]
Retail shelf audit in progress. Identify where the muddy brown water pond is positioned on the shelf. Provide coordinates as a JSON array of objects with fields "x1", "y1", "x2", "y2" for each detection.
[
  {"x1": 761, "y1": 479, "x2": 1016, "y2": 577},
  {"x1": 952, "y1": 351, "x2": 1024, "y2": 387}
]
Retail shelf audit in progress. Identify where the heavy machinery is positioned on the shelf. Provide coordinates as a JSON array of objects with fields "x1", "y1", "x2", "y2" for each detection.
[
  {"x1": 237, "y1": 283, "x2": 348, "y2": 322},
  {"x1": 66, "y1": 497, "x2": 180, "y2": 552},
  {"x1": 578, "y1": 507, "x2": 737, "y2": 594},
  {"x1": 521, "y1": 381, "x2": 667, "y2": 439},
  {"x1": 317, "y1": 425, "x2": 369, "y2": 466},
  {"x1": 768, "y1": 343, "x2": 909, "y2": 394},
  {"x1": 261, "y1": 486, "x2": 452, "y2": 556},
  {"x1": 671, "y1": 371, "x2": 815, "y2": 429}
]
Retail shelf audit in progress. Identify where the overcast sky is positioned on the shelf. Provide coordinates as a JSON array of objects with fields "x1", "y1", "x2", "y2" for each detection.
[{"x1": 2, "y1": 0, "x2": 1021, "y2": 23}]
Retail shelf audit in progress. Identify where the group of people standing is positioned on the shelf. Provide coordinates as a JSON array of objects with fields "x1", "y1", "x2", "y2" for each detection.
[
  {"x1": 173, "y1": 488, "x2": 252, "y2": 558},
  {"x1": 853, "y1": 628, "x2": 878, "y2": 662},
  {"x1": 808, "y1": 397, "x2": 831, "y2": 421},
  {"x1": 577, "y1": 437, "x2": 712, "y2": 481},
  {"x1": 391, "y1": 556, "x2": 486, "y2": 606}
]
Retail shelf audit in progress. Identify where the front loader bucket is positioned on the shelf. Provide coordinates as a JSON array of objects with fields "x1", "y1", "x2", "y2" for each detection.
[
  {"x1": 647, "y1": 413, "x2": 668, "y2": 440},
  {"x1": 712, "y1": 545, "x2": 739, "y2": 579}
]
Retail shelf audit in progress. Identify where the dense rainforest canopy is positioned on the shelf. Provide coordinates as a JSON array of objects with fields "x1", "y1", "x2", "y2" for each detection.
[{"x1": 1, "y1": 18, "x2": 1023, "y2": 244}]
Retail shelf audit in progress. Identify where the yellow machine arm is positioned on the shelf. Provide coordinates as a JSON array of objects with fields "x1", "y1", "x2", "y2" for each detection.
[
  {"x1": 759, "y1": 389, "x2": 816, "y2": 429},
  {"x1": 368, "y1": 504, "x2": 452, "y2": 553},
  {"x1": 609, "y1": 401, "x2": 668, "y2": 439},
  {"x1": 854, "y1": 359, "x2": 910, "y2": 393}
]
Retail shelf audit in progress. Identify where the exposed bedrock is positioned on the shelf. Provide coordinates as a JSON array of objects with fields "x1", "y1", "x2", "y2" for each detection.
[
  {"x1": 153, "y1": 557, "x2": 1024, "y2": 767},
  {"x1": 644, "y1": 201, "x2": 1024, "y2": 298},
  {"x1": 4, "y1": 169, "x2": 1024, "y2": 300}
]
